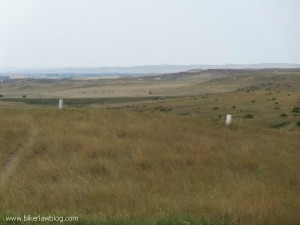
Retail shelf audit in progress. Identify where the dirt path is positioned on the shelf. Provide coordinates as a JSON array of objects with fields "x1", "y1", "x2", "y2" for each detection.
[{"x1": 0, "y1": 123, "x2": 38, "y2": 187}]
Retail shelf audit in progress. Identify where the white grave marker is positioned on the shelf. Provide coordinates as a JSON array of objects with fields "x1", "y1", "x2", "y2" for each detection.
[
  {"x1": 226, "y1": 114, "x2": 232, "y2": 125},
  {"x1": 59, "y1": 99, "x2": 63, "y2": 110}
]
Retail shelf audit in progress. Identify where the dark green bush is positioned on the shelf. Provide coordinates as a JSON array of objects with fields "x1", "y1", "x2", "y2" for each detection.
[
  {"x1": 291, "y1": 107, "x2": 300, "y2": 113},
  {"x1": 280, "y1": 113, "x2": 288, "y2": 118},
  {"x1": 244, "y1": 114, "x2": 254, "y2": 119}
]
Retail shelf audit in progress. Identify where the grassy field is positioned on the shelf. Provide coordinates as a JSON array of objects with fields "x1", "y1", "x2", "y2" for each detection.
[
  {"x1": 0, "y1": 106, "x2": 299, "y2": 225},
  {"x1": 0, "y1": 69, "x2": 299, "y2": 225}
]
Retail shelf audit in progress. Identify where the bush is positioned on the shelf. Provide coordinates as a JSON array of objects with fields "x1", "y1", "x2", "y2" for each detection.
[
  {"x1": 155, "y1": 106, "x2": 173, "y2": 112},
  {"x1": 22, "y1": 95, "x2": 26, "y2": 98},
  {"x1": 212, "y1": 106, "x2": 219, "y2": 110},
  {"x1": 0, "y1": 94, "x2": 3, "y2": 97},
  {"x1": 280, "y1": 113, "x2": 288, "y2": 118},
  {"x1": 244, "y1": 114, "x2": 254, "y2": 119},
  {"x1": 251, "y1": 99, "x2": 256, "y2": 103},
  {"x1": 291, "y1": 107, "x2": 300, "y2": 113},
  {"x1": 297, "y1": 121, "x2": 300, "y2": 127}
]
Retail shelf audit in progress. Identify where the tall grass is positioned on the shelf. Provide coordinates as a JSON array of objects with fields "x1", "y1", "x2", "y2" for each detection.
[
  {"x1": 0, "y1": 107, "x2": 299, "y2": 225},
  {"x1": 0, "y1": 109, "x2": 30, "y2": 174}
]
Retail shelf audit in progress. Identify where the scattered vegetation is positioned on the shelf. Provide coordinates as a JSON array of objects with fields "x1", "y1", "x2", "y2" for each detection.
[{"x1": 291, "y1": 107, "x2": 300, "y2": 113}]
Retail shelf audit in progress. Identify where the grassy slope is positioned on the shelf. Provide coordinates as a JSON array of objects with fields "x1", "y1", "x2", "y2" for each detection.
[
  {"x1": 0, "y1": 107, "x2": 299, "y2": 225},
  {"x1": 0, "y1": 70, "x2": 299, "y2": 224},
  {"x1": 130, "y1": 89, "x2": 300, "y2": 130}
]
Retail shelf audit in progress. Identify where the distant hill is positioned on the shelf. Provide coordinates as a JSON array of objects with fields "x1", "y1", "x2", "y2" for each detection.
[{"x1": 0, "y1": 63, "x2": 299, "y2": 78}]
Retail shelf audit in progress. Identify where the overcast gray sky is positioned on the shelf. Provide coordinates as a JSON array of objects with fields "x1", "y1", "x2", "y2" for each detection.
[{"x1": 0, "y1": 0, "x2": 299, "y2": 67}]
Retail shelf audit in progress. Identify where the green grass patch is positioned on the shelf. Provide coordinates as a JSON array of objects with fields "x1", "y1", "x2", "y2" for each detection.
[
  {"x1": 291, "y1": 107, "x2": 300, "y2": 113},
  {"x1": 0, "y1": 97, "x2": 162, "y2": 107}
]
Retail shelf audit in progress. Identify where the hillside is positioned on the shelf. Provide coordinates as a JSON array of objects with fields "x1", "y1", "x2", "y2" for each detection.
[
  {"x1": 0, "y1": 107, "x2": 299, "y2": 225},
  {"x1": 0, "y1": 69, "x2": 299, "y2": 99},
  {"x1": 0, "y1": 68, "x2": 299, "y2": 225}
]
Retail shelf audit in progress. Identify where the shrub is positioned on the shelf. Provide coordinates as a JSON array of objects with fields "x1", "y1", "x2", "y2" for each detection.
[
  {"x1": 280, "y1": 113, "x2": 288, "y2": 118},
  {"x1": 231, "y1": 105, "x2": 236, "y2": 109},
  {"x1": 291, "y1": 107, "x2": 300, "y2": 113},
  {"x1": 155, "y1": 106, "x2": 173, "y2": 112},
  {"x1": 251, "y1": 99, "x2": 256, "y2": 103},
  {"x1": 22, "y1": 95, "x2": 26, "y2": 98},
  {"x1": 0, "y1": 94, "x2": 3, "y2": 97},
  {"x1": 212, "y1": 106, "x2": 219, "y2": 110},
  {"x1": 244, "y1": 114, "x2": 254, "y2": 119},
  {"x1": 297, "y1": 121, "x2": 300, "y2": 127}
]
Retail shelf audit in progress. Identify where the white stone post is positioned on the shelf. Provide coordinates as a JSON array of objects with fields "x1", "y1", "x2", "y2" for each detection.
[
  {"x1": 59, "y1": 99, "x2": 63, "y2": 110},
  {"x1": 226, "y1": 114, "x2": 232, "y2": 125}
]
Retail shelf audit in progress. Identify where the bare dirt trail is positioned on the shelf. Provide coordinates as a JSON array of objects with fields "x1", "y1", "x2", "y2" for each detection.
[{"x1": 0, "y1": 121, "x2": 38, "y2": 187}]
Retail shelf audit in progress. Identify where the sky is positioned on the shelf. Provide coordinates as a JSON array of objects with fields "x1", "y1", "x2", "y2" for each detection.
[{"x1": 0, "y1": 0, "x2": 299, "y2": 67}]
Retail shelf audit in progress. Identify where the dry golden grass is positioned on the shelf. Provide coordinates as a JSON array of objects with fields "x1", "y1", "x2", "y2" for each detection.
[
  {"x1": 0, "y1": 106, "x2": 299, "y2": 225},
  {"x1": 0, "y1": 109, "x2": 30, "y2": 174}
]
